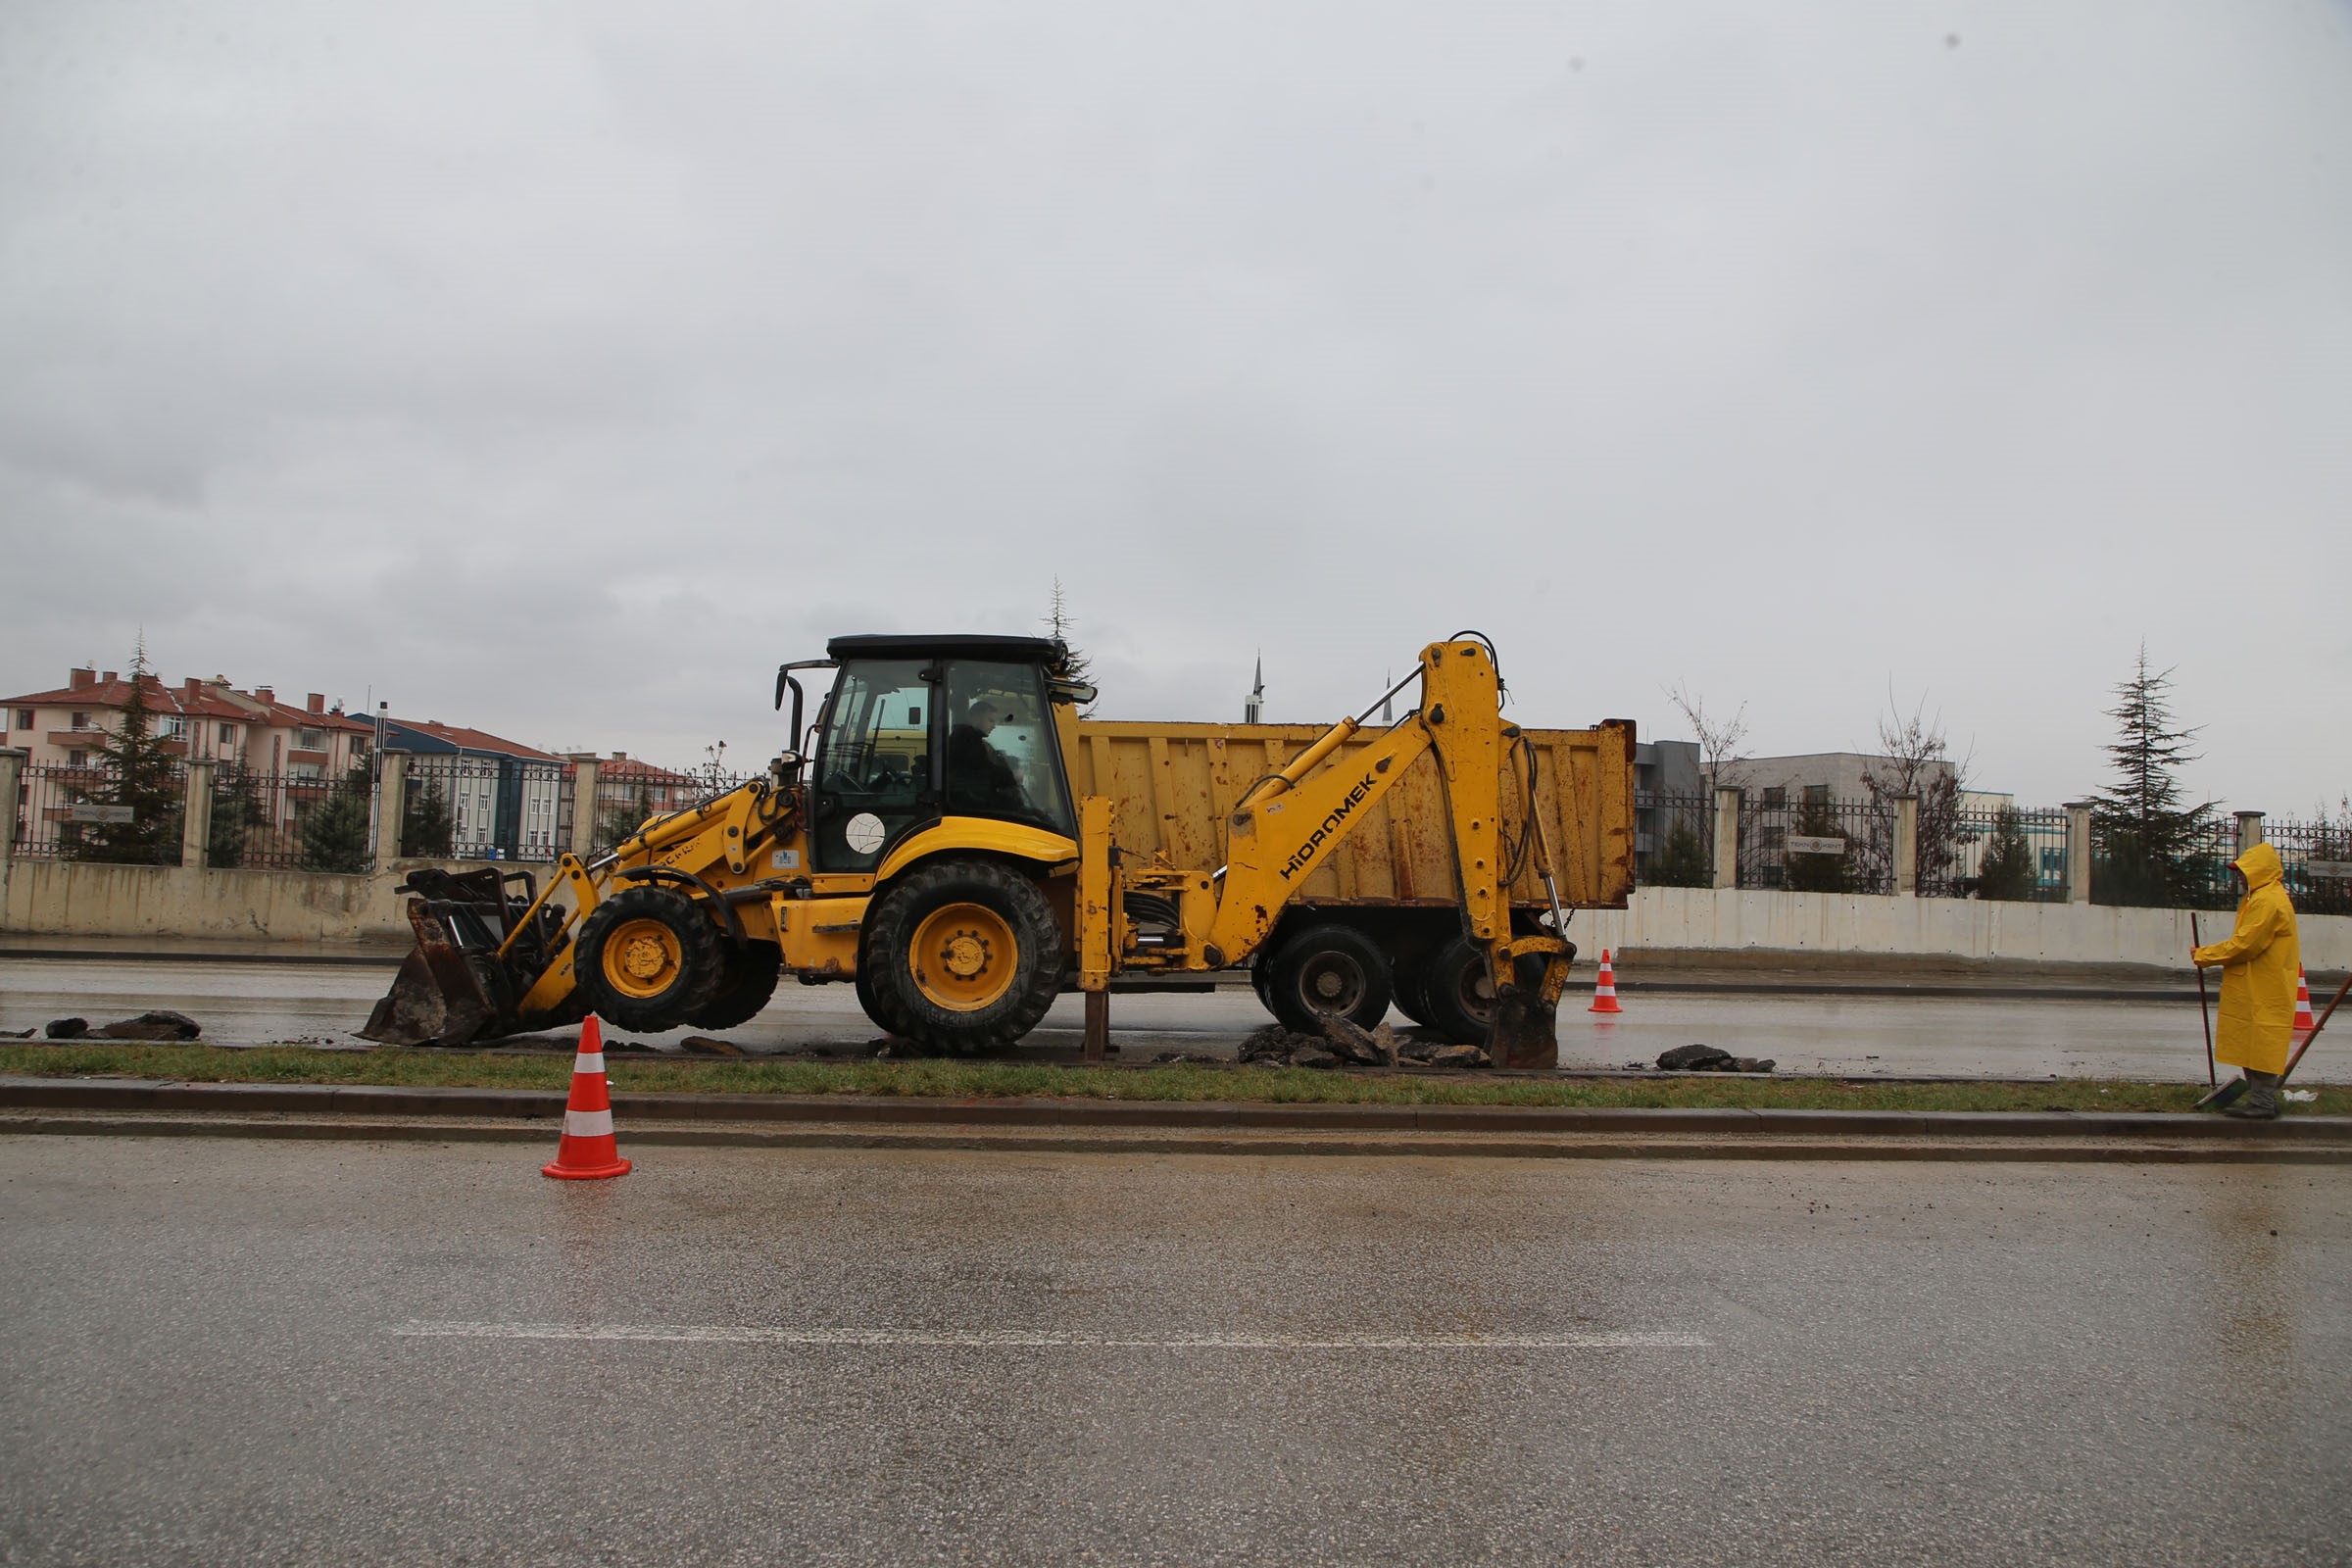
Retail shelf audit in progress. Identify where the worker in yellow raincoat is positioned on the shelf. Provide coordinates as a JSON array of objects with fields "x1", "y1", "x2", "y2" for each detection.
[{"x1": 2191, "y1": 842, "x2": 2301, "y2": 1119}]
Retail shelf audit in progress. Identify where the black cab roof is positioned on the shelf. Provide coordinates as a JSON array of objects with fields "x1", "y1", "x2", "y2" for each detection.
[{"x1": 824, "y1": 634, "x2": 1067, "y2": 663}]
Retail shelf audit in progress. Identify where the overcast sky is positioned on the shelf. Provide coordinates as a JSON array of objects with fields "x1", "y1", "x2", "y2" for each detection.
[{"x1": 4, "y1": 1, "x2": 2347, "y2": 810}]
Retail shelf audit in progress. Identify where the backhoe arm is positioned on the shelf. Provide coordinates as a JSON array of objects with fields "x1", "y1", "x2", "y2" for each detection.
[{"x1": 1200, "y1": 639, "x2": 1571, "y2": 1066}]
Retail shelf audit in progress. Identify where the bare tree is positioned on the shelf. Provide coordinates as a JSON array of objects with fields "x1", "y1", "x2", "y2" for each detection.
[
  {"x1": 1665, "y1": 682, "x2": 1749, "y2": 789},
  {"x1": 1858, "y1": 687, "x2": 1970, "y2": 892}
]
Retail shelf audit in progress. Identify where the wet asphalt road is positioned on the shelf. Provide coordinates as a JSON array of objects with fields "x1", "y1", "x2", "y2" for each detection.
[
  {"x1": 2, "y1": 1136, "x2": 2347, "y2": 1565},
  {"x1": 0, "y1": 955, "x2": 2307, "y2": 1082}
]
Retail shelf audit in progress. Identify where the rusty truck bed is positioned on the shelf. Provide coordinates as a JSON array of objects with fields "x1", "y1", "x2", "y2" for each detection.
[{"x1": 1068, "y1": 718, "x2": 1635, "y2": 910}]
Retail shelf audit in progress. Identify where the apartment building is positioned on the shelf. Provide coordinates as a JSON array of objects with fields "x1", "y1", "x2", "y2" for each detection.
[{"x1": 2, "y1": 667, "x2": 373, "y2": 776}]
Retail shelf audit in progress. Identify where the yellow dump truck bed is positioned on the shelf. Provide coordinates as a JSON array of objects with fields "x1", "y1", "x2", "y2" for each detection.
[{"x1": 1069, "y1": 718, "x2": 1636, "y2": 910}]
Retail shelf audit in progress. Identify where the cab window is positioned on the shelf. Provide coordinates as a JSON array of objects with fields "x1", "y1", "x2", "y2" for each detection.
[{"x1": 812, "y1": 660, "x2": 933, "y2": 871}]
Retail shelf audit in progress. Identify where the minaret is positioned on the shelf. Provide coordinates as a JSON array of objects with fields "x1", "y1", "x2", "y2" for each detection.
[{"x1": 1244, "y1": 655, "x2": 1263, "y2": 723}]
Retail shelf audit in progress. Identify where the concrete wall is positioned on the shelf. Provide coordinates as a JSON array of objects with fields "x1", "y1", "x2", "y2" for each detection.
[
  {"x1": 1573, "y1": 886, "x2": 2352, "y2": 973},
  {"x1": 0, "y1": 858, "x2": 497, "y2": 946},
  {"x1": 2, "y1": 858, "x2": 2346, "y2": 971}
]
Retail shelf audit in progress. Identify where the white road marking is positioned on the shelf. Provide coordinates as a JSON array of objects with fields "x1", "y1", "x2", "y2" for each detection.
[{"x1": 392, "y1": 1321, "x2": 1707, "y2": 1348}]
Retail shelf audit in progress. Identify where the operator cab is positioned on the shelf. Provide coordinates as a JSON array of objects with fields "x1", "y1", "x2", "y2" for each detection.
[{"x1": 798, "y1": 634, "x2": 1086, "y2": 873}]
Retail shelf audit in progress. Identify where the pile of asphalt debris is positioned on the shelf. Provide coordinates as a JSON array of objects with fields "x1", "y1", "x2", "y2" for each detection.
[
  {"x1": 1237, "y1": 1017, "x2": 1494, "y2": 1071},
  {"x1": 1654, "y1": 1043, "x2": 1776, "y2": 1073},
  {"x1": 18, "y1": 1010, "x2": 205, "y2": 1043}
]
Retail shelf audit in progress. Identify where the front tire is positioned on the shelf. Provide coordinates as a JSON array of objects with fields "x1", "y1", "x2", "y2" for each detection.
[
  {"x1": 865, "y1": 858, "x2": 1063, "y2": 1053},
  {"x1": 573, "y1": 886, "x2": 724, "y2": 1033},
  {"x1": 1264, "y1": 923, "x2": 1392, "y2": 1035}
]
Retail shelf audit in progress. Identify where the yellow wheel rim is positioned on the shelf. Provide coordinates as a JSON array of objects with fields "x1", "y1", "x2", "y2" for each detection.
[
  {"x1": 909, "y1": 902, "x2": 1018, "y2": 1012},
  {"x1": 603, "y1": 917, "x2": 685, "y2": 1000}
]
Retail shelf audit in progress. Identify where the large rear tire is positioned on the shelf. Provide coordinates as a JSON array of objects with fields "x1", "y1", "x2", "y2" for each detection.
[
  {"x1": 866, "y1": 858, "x2": 1062, "y2": 1053},
  {"x1": 573, "y1": 886, "x2": 725, "y2": 1033},
  {"x1": 685, "y1": 942, "x2": 783, "y2": 1031},
  {"x1": 1264, "y1": 923, "x2": 1392, "y2": 1035}
]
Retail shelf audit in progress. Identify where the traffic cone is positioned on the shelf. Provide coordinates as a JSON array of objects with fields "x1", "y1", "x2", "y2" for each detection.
[
  {"x1": 1588, "y1": 949, "x2": 1624, "y2": 1014},
  {"x1": 543, "y1": 1015, "x2": 631, "y2": 1181},
  {"x1": 2293, "y1": 965, "x2": 2316, "y2": 1044}
]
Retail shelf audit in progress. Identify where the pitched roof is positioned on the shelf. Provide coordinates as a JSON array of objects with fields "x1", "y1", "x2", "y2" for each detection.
[
  {"x1": 1, "y1": 674, "x2": 246, "y2": 722},
  {"x1": 3, "y1": 673, "x2": 368, "y2": 729},
  {"x1": 596, "y1": 755, "x2": 697, "y2": 786},
  {"x1": 390, "y1": 720, "x2": 559, "y2": 761}
]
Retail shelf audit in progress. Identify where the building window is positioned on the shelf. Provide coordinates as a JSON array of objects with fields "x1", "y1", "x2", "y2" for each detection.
[
  {"x1": 298, "y1": 727, "x2": 324, "y2": 752},
  {"x1": 220, "y1": 723, "x2": 237, "y2": 744},
  {"x1": 71, "y1": 711, "x2": 90, "y2": 730},
  {"x1": 1762, "y1": 786, "x2": 1787, "y2": 809},
  {"x1": 68, "y1": 750, "x2": 87, "y2": 767},
  {"x1": 159, "y1": 716, "x2": 187, "y2": 740},
  {"x1": 1802, "y1": 784, "x2": 1830, "y2": 808},
  {"x1": 11, "y1": 710, "x2": 28, "y2": 730}
]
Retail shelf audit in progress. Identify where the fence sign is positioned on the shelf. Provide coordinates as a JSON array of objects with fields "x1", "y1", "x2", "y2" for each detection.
[
  {"x1": 69, "y1": 805, "x2": 136, "y2": 824},
  {"x1": 1785, "y1": 834, "x2": 1846, "y2": 857},
  {"x1": 2309, "y1": 861, "x2": 2352, "y2": 880}
]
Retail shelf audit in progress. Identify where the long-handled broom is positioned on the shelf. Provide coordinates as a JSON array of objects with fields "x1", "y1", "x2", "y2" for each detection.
[
  {"x1": 2197, "y1": 965, "x2": 2352, "y2": 1112},
  {"x1": 2191, "y1": 913, "x2": 2215, "y2": 1090}
]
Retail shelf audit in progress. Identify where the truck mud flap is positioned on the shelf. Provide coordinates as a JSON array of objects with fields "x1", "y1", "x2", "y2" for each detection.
[
  {"x1": 358, "y1": 900, "x2": 499, "y2": 1047},
  {"x1": 1487, "y1": 983, "x2": 1559, "y2": 1071}
]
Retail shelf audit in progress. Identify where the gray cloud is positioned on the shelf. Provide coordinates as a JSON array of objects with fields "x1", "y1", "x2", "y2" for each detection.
[{"x1": 3, "y1": 0, "x2": 2347, "y2": 809}]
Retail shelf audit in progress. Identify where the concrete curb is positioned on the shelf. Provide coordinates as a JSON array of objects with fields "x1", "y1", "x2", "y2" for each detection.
[{"x1": 0, "y1": 1078, "x2": 2345, "y2": 1160}]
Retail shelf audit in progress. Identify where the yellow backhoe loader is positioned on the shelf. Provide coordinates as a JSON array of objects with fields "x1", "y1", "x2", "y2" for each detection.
[{"x1": 362, "y1": 634, "x2": 1625, "y2": 1067}]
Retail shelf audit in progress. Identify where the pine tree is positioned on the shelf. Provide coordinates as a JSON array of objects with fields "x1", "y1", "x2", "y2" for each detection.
[
  {"x1": 1783, "y1": 798, "x2": 1852, "y2": 893},
  {"x1": 2091, "y1": 645, "x2": 2211, "y2": 906},
  {"x1": 401, "y1": 778, "x2": 455, "y2": 858},
  {"x1": 206, "y1": 762, "x2": 262, "y2": 868},
  {"x1": 301, "y1": 763, "x2": 373, "y2": 873},
  {"x1": 1642, "y1": 818, "x2": 1711, "y2": 887},
  {"x1": 1043, "y1": 577, "x2": 1096, "y2": 713},
  {"x1": 69, "y1": 639, "x2": 183, "y2": 864},
  {"x1": 1975, "y1": 808, "x2": 2036, "y2": 901}
]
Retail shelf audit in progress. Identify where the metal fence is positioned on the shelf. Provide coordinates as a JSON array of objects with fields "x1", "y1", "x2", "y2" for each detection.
[
  {"x1": 1921, "y1": 805, "x2": 2072, "y2": 903},
  {"x1": 587, "y1": 763, "x2": 756, "y2": 853},
  {"x1": 12, "y1": 761, "x2": 185, "y2": 864},
  {"x1": 1737, "y1": 792, "x2": 1897, "y2": 895},
  {"x1": 203, "y1": 767, "x2": 361, "y2": 871},
  {"x1": 1633, "y1": 790, "x2": 1713, "y2": 886},
  {"x1": 393, "y1": 755, "x2": 570, "y2": 863},
  {"x1": 2266, "y1": 814, "x2": 2352, "y2": 918}
]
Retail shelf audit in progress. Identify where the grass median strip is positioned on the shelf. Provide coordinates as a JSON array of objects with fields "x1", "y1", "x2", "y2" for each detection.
[{"x1": 1, "y1": 1042, "x2": 2343, "y2": 1115}]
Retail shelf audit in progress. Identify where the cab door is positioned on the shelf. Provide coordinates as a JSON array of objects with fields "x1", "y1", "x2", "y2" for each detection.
[{"x1": 938, "y1": 660, "x2": 1076, "y2": 838}]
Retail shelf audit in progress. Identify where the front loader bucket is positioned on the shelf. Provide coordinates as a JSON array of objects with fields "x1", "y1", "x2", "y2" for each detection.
[{"x1": 358, "y1": 900, "x2": 500, "y2": 1047}]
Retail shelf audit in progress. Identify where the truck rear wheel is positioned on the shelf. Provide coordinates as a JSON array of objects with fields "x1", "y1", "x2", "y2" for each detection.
[
  {"x1": 573, "y1": 885, "x2": 724, "y2": 1033},
  {"x1": 685, "y1": 941, "x2": 783, "y2": 1031},
  {"x1": 1421, "y1": 936, "x2": 1548, "y2": 1045},
  {"x1": 867, "y1": 858, "x2": 1062, "y2": 1053},
  {"x1": 1264, "y1": 923, "x2": 1392, "y2": 1035}
]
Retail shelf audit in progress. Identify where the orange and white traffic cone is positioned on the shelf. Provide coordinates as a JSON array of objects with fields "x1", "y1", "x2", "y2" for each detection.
[
  {"x1": 1589, "y1": 949, "x2": 1624, "y2": 1014},
  {"x1": 543, "y1": 1015, "x2": 631, "y2": 1181},
  {"x1": 2293, "y1": 965, "x2": 2317, "y2": 1046}
]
